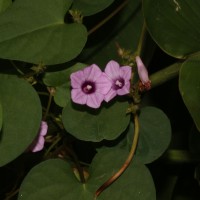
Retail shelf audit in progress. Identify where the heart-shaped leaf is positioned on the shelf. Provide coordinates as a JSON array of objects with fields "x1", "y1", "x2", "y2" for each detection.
[
  {"x1": 62, "y1": 100, "x2": 130, "y2": 142},
  {"x1": 90, "y1": 148, "x2": 156, "y2": 200},
  {"x1": 18, "y1": 149, "x2": 156, "y2": 200},
  {"x1": 0, "y1": 75, "x2": 42, "y2": 166},
  {"x1": 179, "y1": 54, "x2": 200, "y2": 131},
  {"x1": 143, "y1": 0, "x2": 200, "y2": 58},
  {"x1": 0, "y1": 0, "x2": 87, "y2": 65}
]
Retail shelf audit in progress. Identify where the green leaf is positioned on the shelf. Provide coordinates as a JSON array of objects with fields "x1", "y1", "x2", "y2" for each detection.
[
  {"x1": 62, "y1": 100, "x2": 130, "y2": 142},
  {"x1": 179, "y1": 55, "x2": 200, "y2": 131},
  {"x1": 143, "y1": 0, "x2": 200, "y2": 58},
  {"x1": 0, "y1": 0, "x2": 12, "y2": 13},
  {"x1": 0, "y1": 101, "x2": 2, "y2": 131},
  {"x1": 54, "y1": 83, "x2": 70, "y2": 107},
  {"x1": 18, "y1": 159, "x2": 82, "y2": 200},
  {"x1": 0, "y1": 0, "x2": 87, "y2": 65},
  {"x1": 90, "y1": 148, "x2": 156, "y2": 200},
  {"x1": 71, "y1": 0, "x2": 115, "y2": 16},
  {"x1": 43, "y1": 63, "x2": 87, "y2": 107},
  {"x1": 19, "y1": 149, "x2": 156, "y2": 200},
  {"x1": 127, "y1": 106, "x2": 171, "y2": 164},
  {"x1": 0, "y1": 75, "x2": 42, "y2": 166},
  {"x1": 43, "y1": 63, "x2": 87, "y2": 87}
]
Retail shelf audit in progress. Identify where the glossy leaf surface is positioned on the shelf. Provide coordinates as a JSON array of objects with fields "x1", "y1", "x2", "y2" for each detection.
[
  {"x1": 0, "y1": 0, "x2": 87, "y2": 65},
  {"x1": 62, "y1": 100, "x2": 130, "y2": 142},
  {"x1": 143, "y1": 0, "x2": 200, "y2": 58},
  {"x1": 179, "y1": 55, "x2": 200, "y2": 131},
  {"x1": 0, "y1": 75, "x2": 42, "y2": 166},
  {"x1": 18, "y1": 149, "x2": 156, "y2": 200}
]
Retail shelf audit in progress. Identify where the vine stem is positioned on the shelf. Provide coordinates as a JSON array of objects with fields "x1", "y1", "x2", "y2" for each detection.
[
  {"x1": 150, "y1": 62, "x2": 182, "y2": 89},
  {"x1": 44, "y1": 135, "x2": 61, "y2": 157},
  {"x1": 135, "y1": 23, "x2": 147, "y2": 56},
  {"x1": 88, "y1": 0, "x2": 129, "y2": 36},
  {"x1": 5, "y1": 188, "x2": 19, "y2": 200},
  {"x1": 10, "y1": 60, "x2": 24, "y2": 75},
  {"x1": 43, "y1": 92, "x2": 53, "y2": 121},
  {"x1": 94, "y1": 114, "x2": 140, "y2": 199}
]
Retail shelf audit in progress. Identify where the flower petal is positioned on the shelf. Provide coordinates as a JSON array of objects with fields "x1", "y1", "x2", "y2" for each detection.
[
  {"x1": 120, "y1": 66, "x2": 132, "y2": 81},
  {"x1": 136, "y1": 56, "x2": 150, "y2": 84},
  {"x1": 70, "y1": 70, "x2": 85, "y2": 88},
  {"x1": 86, "y1": 93, "x2": 104, "y2": 108},
  {"x1": 96, "y1": 73, "x2": 112, "y2": 94},
  {"x1": 83, "y1": 64, "x2": 102, "y2": 81},
  {"x1": 105, "y1": 60, "x2": 120, "y2": 79},
  {"x1": 71, "y1": 89, "x2": 87, "y2": 105},
  {"x1": 104, "y1": 89, "x2": 117, "y2": 102},
  {"x1": 39, "y1": 121, "x2": 48, "y2": 136},
  {"x1": 31, "y1": 137, "x2": 45, "y2": 152},
  {"x1": 117, "y1": 82, "x2": 130, "y2": 95}
]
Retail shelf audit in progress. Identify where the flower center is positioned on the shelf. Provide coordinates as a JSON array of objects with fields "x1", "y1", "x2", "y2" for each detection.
[
  {"x1": 113, "y1": 78, "x2": 124, "y2": 90},
  {"x1": 82, "y1": 81, "x2": 95, "y2": 94}
]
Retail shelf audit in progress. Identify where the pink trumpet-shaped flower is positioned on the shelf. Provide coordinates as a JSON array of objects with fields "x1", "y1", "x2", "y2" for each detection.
[
  {"x1": 136, "y1": 56, "x2": 151, "y2": 90},
  {"x1": 28, "y1": 121, "x2": 48, "y2": 152},
  {"x1": 136, "y1": 56, "x2": 150, "y2": 84},
  {"x1": 70, "y1": 64, "x2": 112, "y2": 108},
  {"x1": 104, "y1": 60, "x2": 131, "y2": 102}
]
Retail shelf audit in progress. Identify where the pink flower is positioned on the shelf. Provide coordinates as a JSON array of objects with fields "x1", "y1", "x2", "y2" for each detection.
[
  {"x1": 70, "y1": 64, "x2": 112, "y2": 108},
  {"x1": 104, "y1": 60, "x2": 131, "y2": 102},
  {"x1": 136, "y1": 56, "x2": 150, "y2": 84},
  {"x1": 136, "y1": 56, "x2": 151, "y2": 90},
  {"x1": 28, "y1": 121, "x2": 48, "y2": 152}
]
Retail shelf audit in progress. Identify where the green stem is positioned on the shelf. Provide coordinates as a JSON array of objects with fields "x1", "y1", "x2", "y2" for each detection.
[
  {"x1": 94, "y1": 114, "x2": 140, "y2": 199},
  {"x1": 5, "y1": 188, "x2": 19, "y2": 200},
  {"x1": 135, "y1": 23, "x2": 147, "y2": 56},
  {"x1": 10, "y1": 60, "x2": 24, "y2": 75},
  {"x1": 150, "y1": 62, "x2": 182, "y2": 89},
  {"x1": 43, "y1": 93, "x2": 53, "y2": 121},
  {"x1": 162, "y1": 150, "x2": 200, "y2": 164},
  {"x1": 65, "y1": 147, "x2": 86, "y2": 184},
  {"x1": 37, "y1": 91, "x2": 49, "y2": 96},
  {"x1": 88, "y1": 0, "x2": 129, "y2": 35},
  {"x1": 44, "y1": 135, "x2": 61, "y2": 157}
]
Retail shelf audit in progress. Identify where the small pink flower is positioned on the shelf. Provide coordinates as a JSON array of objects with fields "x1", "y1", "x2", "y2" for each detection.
[
  {"x1": 70, "y1": 64, "x2": 112, "y2": 108},
  {"x1": 104, "y1": 60, "x2": 131, "y2": 102},
  {"x1": 136, "y1": 56, "x2": 150, "y2": 84},
  {"x1": 28, "y1": 121, "x2": 48, "y2": 152},
  {"x1": 136, "y1": 56, "x2": 151, "y2": 91}
]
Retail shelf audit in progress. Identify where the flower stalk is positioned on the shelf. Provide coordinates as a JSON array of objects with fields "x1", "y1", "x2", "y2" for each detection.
[{"x1": 94, "y1": 114, "x2": 140, "y2": 199}]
